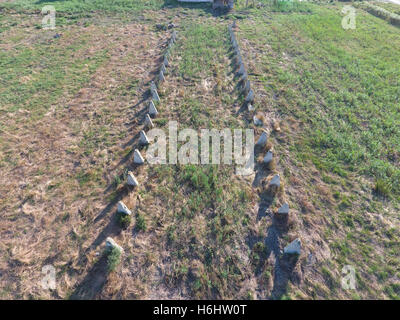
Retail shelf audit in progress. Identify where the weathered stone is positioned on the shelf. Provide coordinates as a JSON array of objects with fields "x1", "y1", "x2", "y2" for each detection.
[
  {"x1": 284, "y1": 238, "x2": 301, "y2": 255},
  {"x1": 159, "y1": 70, "x2": 165, "y2": 82},
  {"x1": 144, "y1": 113, "x2": 154, "y2": 128},
  {"x1": 127, "y1": 172, "x2": 139, "y2": 187},
  {"x1": 133, "y1": 149, "x2": 145, "y2": 164},
  {"x1": 256, "y1": 130, "x2": 268, "y2": 147},
  {"x1": 277, "y1": 202, "x2": 289, "y2": 216},
  {"x1": 245, "y1": 89, "x2": 255, "y2": 103},
  {"x1": 105, "y1": 237, "x2": 124, "y2": 253},
  {"x1": 269, "y1": 174, "x2": 280, "y2": 188},
  {"x1": 117, "y1": 200, "x2": 132, "y2": 215},
  {"x1": 139, "y1": 130, "x2": 150, "y2": 145},
  {"x1": 263, "y1": 151, "x2": 273, "y2": 164},
  {"x1": 253, "y1": 115, "x2": 263, "y2": 126},
  {"x1": 148, "y1": 100, "x2": 158, "y2": 117}
]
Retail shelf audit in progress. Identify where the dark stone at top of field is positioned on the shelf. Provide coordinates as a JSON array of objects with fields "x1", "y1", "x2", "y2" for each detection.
[{"x1": 53, "y1": 33, "x2": 61, "y2": 39}]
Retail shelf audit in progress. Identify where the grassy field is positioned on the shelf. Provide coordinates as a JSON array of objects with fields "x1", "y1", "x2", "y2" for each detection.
[{"x1": 0, "y1": 0, "x2": 399, "y2": 300}]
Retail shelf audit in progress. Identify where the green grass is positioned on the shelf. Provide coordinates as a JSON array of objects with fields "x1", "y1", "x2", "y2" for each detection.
[
  {"x1": 268, "y1": 0, "x2": 313, "y2": 13},
  {"x1": 1, "y1": 0, "x2": 173, "y2": 14},
  {"x1": 2, "y1": 0, "x2": 400, "y2": 300},
  {"x1": 106, "y1": 246, "x2": 122, "y2": 272}
]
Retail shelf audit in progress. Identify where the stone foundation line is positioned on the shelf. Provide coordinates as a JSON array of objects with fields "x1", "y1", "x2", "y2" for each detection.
[
  {"x1": 229, "y1": 23, "x2": 301, "y2": 257},
  {"x1": 106, "y1": 31, "x2": 178, "y2": 252}
]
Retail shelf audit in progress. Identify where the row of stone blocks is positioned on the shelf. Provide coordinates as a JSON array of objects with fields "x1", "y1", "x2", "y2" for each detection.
[
  {"x1": 106, "y1": 31, "x2": 178, "y2": 254},
  {"x1": 229, "y1": 23, "x2": 300, "y2": 256}
]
